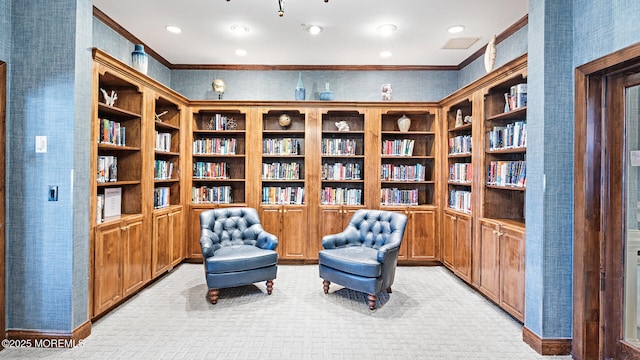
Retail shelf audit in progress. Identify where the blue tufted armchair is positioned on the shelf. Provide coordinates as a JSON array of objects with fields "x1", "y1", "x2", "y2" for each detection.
[
  {"x1": 319, "y1": 209, "x2": 408, "y2": 310},
  {"x1": 199, "y1": 207, "x2": 278, "y2": 304}
]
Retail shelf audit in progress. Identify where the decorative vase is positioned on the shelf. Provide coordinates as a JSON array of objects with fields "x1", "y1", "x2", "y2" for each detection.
[
  {"x1": 319, "y1": 82, "x2": 335, "y2": 101},
  {"x1": 397, "y1": 114, "x2": 411, "y2": 132},
  {"x1": 131, "y1": 44, "x2": 148, "y2": 75},
  {"x1": 295, "y1": 72, "x2": 306, "y2": 100}
]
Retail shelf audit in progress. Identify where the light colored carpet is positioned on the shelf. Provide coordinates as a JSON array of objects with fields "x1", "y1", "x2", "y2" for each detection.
[{"x1": 0, "y1": 264, "x2": 571, "y2": 359}]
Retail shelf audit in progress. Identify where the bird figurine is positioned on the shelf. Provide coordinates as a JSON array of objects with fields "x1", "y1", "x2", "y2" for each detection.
[{"x1": 100, "y1": 88, "x2": 118, "y2": 106}]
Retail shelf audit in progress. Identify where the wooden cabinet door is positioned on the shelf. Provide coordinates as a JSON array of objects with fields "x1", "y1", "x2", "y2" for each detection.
[
  {"x1": 152, "y1": 212, "x2": 170, "y2": 278},
  {"x1": 408, "y1": 208, "x2": 437, "y2": 260},
  {"x1": 260, "y1": 206, "x2": 283, "y2": 256},
  {"x1": 500, "y1": 225, "x2": 525, "y2": 321},
  {"x1": 281, "y1": 206, "x2": 307, "y2": 259},
  {"x1": 122, "y1": 217, "x2": 146, "y2": 296},
  {"x1": 478, "y1": 219, "x2": 500, "y2": 303},
  {"x1": 442, "y1": 212, "x2": 456, "y2": 268},
  {"x1": 319, "y1": 206, "x2": 343, "y2": 254},
  {"x1": 454, "y1": 214, "x2": 472, "y2": 283},
  {"x1": 188, "y1": 208, "x2": 206, "y2": 260},
  {"x1": 169, "y1": 208, "x2": 184, "y2": 267},
  {"x1": 94, "y1": 222, "x2": 123, "y2": 315}
]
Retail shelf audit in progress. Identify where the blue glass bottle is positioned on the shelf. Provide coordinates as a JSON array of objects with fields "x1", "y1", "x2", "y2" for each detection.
[{"x1": 295, "y1": 72, "x2": 305, "y2": 100}]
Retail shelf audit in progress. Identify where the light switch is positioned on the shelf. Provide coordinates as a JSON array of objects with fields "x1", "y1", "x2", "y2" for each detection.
[{"x1": 36, "y1": 136, "x2": 47, "y2": 153}]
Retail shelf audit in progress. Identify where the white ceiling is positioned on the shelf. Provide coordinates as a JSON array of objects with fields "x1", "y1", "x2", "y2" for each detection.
[{"x1": 93, "y1": 0, "x2": 528, "y2": 66}]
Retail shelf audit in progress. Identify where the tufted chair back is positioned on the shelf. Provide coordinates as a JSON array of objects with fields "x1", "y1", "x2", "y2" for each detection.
[
  {"x1": 200, "y1": 207, "x2": 268, "y2": 255},
  {"x1": 333, "y1": 209, "x2": 406, "y2": 249}
]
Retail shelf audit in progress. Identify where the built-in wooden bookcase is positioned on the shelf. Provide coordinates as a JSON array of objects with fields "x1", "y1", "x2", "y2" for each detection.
[
  {"x1": 259, "y1": 109, "x2": 309, "y2": 261},
  {"x1": 94, "y1": 72, "x2": 143, "y2": 222},
  {"x1": 261, "y1": 110, "x2": 306, "y2": 205},
  {"x1": 379, "y1": 109, "x2": 438, "y2": 263},
  {"x1": 476, "y1": 69, "x2": 527, "y2": 322},
  {"x1": 320, "y1": 110, "x2": 365, "y2": 206},
  {"x1": 482, "y1": 75, "x2": 527, "y2": 222},
  {"x1": 446, "y1": 100, "x2": 473, "y2": 214},
  {"x1": 380, "y1": 111, "x2": 436, "y2": 206},
  {"x1": 191, "y1": 110, "x2": 247, "y2": 205},
  {"x1": 153, "y1": 96, "x2": 181, "y2": 209}
]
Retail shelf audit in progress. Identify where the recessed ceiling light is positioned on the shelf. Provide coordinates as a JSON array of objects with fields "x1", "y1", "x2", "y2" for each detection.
[
  {"x1": 235, "y1": 49, "x2": 247, "y2": 56},
  {"x1": 380, "y1": 51, "x2": 392, "y2": 58},
  {"x1": 230, "y1": 24, "x2": 250, "y2": 34},
  {"x1": 307, "y1": 25, "x2": 323, "y2": 35},
  {"x1": 165, "y1": 25, "x2": 182, "y2": 34},
  {"x1": 377, "y1": 24, "x2": 397, "y2": 35},
  {"x1": 447, "y1": 25, "x2": 465, "y2": 34}
]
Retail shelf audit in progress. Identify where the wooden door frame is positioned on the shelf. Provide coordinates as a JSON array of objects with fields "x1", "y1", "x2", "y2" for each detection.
[{"x1": 574, "y1": 43, "x2": 640, "y2": 360}]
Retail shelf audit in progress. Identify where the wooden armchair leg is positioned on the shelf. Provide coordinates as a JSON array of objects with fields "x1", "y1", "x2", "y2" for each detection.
[
  {"x1": 323, "y1": 280, "x2": 330, "y2": 294},
  {"x1": 266, "y1": 280, "x2": 274, "y2": 295},
  {"x1": 208, "y1": 288, "x2": 219, "y2": 304},
  {"x1": 387, "y1": 287, "x2": 392, "y2": 293},
  {"x1": 368, "y1": 294, "x2": 377, "y2": 310}
]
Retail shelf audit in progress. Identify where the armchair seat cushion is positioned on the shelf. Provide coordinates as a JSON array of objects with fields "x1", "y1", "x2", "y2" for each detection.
[
  {"x1": 205, "y1": 245, "x2": 278, "y2": 274},
  {"x1": 318, "y1": 246, "x2": 381, "y2": 278}
]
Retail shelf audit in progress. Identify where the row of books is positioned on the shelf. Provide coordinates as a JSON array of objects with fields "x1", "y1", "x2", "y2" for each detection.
[
  {"x1": 262, "y1": 162, "x2": 301, "y2": 180},
  {"x1": 321, "y1": 162, "x2": 361, "y2": 180},
  {"x1": 321, "y1": 187, "x2": 362, "y2": 205},
  {"x1": 99, "y1": 118, "x2": 126, "y2": 146},
  {"x1": 97, "y1": 155, "x2": 118, "y2": 183},
  {"x1": 380, "y1": 188, "x2": 419, "y2": 206},
  {"x1": 382, "y1": 139, "x2": 415, "y2": 156},
  {"x1": 449, "y1": 162, "x2": 472, "y2": 184},
  {"x1": 486, "y1": 160, "x2": 526, "y2": 187},
  {"x1": 321, "y1": 138, "x2": 357, "y2": 156},
  {"x1": 154, "y1": 160, "x2": 174, "y2": 180},
  {"x1": 381, "y1": 164, "x2": 426, "y2": 182},
  {"x1": 153, "y1": 187, "x2": 170, "y2": 209},
  {"x1": 193, "y1": 138, "x2": 237, "y2": 155},
  {"x1": 155, "y1": 131, "x2": 172, "y2": 152},
  {"x1": 207, "y1": 114, "x2": 234, "y2": 130},
  {"x1": 193, "y1": 161, "x2": 229, "y2": 179},
  {"x1": 449, "y1": 135, "x2": 472, "y2": 155},
  {"x1": 262, "y1": 186, "x2": 305, "y2": 205},
  {"x1": 263, "y1": 138, "x2": 301, "y2": 155},
  {"x1": 96, "y1": 187, "x2": 122, "y2": 224},
  {"x1": 449, "y1": 190, "x2": 471, "y2": 213},
  {"x1": 504, "y1": 83, "x2": 527, "y2": 112},
  {"x1": 192, "y1": 185, "x2": 232, "y2": 204},
  {"x1": 488, "y1": 121, "x2": 527, "y2": 150}
]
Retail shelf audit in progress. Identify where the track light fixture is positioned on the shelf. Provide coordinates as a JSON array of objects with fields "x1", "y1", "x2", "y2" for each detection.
[
  {"x1": 226, "y1": 0, "x2": 328, "y2": 17},
  {"x1": 278, "y1": 0, "x2": 284, "y2": 17}
]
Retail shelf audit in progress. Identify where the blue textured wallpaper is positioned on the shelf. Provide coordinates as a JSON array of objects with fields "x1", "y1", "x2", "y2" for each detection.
[
  {"x1": 171, "y1": 69, "x2": 457, "y2": 102},
  {"x1": 6, "y1": 0, "x2": 92, "y2": 332},
  {"x1": 573, "y1": 0, "x2": 640, "y2": 68},
  {"x1": 525, "y1": 0, "x2": 575, "y2": 339},
  {"x1": 0, "y1": 0, "x2": 9, "y2": 63},
  {"x1": 93, "y1": 17, "x2": 172, "y2": 87}
]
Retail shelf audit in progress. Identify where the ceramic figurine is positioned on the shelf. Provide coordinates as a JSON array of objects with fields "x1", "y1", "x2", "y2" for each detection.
[
  {"x1": 455, "y1": 109, "x2": 464, "y2": 127},
  {"x1": 335, "y1": 121, "x2": 349, "y2": 131},
  {"x1": 100, "y1": 88, "x2": 117, "y2": 106}
]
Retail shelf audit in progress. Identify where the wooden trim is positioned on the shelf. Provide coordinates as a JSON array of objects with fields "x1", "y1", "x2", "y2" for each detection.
[
  {"x1": 92, "y1": 6, "x2": 173, "y2": 69},
  {"x1": 522, "y1": 326, "x2": 572, "y2": 356},
  {"x1": 170, "y1": 64, "x2": 458, "y2": 71},
  {"x1": 458, "y1": 15, "x2": 528, "y2": 70},
  {"x1": 6, "y1": 320, "x2": 91, "y2": 348}
]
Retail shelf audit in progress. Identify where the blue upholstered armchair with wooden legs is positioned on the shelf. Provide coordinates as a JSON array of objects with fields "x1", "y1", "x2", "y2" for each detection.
[
  {"x1": 199, "y1": 207, "x2": 278, "y2": 304},
  {"x1": 319, "y1": 209, "x2": 408, "y2": 310}
]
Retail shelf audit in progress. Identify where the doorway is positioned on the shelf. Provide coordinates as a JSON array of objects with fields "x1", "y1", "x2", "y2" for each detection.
[{"x1": 575, "y1": 44, "x2": 640, "y2": 360}]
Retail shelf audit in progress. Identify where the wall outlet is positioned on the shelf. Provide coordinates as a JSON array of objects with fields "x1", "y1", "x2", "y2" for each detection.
[{"x1": 48, "y1": 185, "x2": 58, "y2": 201}]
